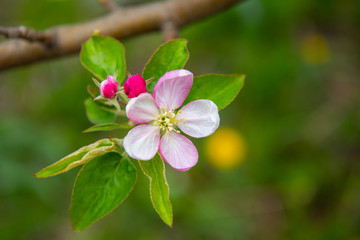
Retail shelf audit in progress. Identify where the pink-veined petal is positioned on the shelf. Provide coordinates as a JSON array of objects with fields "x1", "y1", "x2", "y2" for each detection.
[
  {"x1": 176, "y1": 100, "x2": 220, "y2": 138},
  {"x1": 159, "y1": 132, "x2": 198, "y2": 171},
  {"x1": 126, "y1": 93, "x2": 159, "y2": 123},
  {"x1": 153, "y1": 69, "x2": 193, "y2": 110},
  {"x1": 124, "y1": 125, "x2": 160, "y2": 161}
]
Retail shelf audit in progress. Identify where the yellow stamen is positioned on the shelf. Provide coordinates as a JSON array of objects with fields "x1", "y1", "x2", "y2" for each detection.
[{"x1": 153, "y1": 107, "x2": 185, "y2": 134}]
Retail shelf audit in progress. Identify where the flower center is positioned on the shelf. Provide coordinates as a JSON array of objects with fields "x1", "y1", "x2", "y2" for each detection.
[{"x1": 153, "y1": 106, "x2": 185, "y2": 134}]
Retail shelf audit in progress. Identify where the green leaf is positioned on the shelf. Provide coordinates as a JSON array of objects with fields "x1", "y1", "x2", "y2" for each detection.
[
  {"x1": 34, "y1": 138, "x2": 122, "y2": 178},
  {"x1": 80, "y1": 35, "x2": 126, "y2": 83},
  {"x1": 184, "y1": 74, "x2": 245, "y2": 110},
  {"x1": 139, "y1": 154, "x2": 173, "y2": 227},
  {"x1": 143, "y1": 39, "x2": 189, "y2": 90},
  {"x1": 83, "y1": 123, "x2": 132, "y2": 133},
  {"x1": 71, "y1": 152, "x2": 136, "y2": 231},
  {"x1": 84, "y1": 98, "x2": 116, "y2": 124}
]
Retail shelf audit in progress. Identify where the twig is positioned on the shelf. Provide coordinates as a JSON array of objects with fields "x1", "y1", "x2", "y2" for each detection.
[
  {"x1": 162, "y1": 21, "x2": 179, "y2": 42},
  {"x1": 161, "y1": 1, "x2": 179, "y2": 41},
  {"x1": 0, "y1": 0, "x2": 244, "y2": 71},
  {"x1": 98, "y1": 0, "x2": 119, "y2": 12},
  {"x1": 0, "y1": 26, "x2": 54, "y2": 47}
]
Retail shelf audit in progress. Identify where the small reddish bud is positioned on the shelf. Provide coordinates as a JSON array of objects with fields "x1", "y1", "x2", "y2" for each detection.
[
  {"x1": 100, "y1": 75, "x2": 119, "y2": 98},
  {"x1": 124, "y1": 74, "x2": 146, "y2": 98}
]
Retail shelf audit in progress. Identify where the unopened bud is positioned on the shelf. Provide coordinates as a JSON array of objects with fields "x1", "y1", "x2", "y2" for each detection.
[
  {"x1": 99, "y1": 75, "x2": 119, "y2": 98},
  {"x1": 124, "y1": 74, "x2": 146, "y2": 98}
]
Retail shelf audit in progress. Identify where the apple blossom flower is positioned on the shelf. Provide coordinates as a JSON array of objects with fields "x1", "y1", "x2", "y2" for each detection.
[
  {"x1": 123, "y1": 70, "x2": 220, "y2": 171},
  {"x1": 124, "y1": 74, "x2": 147, "y2": 98},
  {"x1": 99, "y1": 75, "x2": 119, "y2": 98}
]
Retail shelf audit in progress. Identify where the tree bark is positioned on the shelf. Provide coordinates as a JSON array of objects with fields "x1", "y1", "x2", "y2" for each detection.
[{"x1": 0, "y1": 0, "x2": 243, "y2": 71}]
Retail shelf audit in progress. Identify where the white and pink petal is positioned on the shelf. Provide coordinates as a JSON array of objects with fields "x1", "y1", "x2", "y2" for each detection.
[
  {"x1": 159, "y1": 132, "x2": 198, "y2": 171},
  {"x1": 126, "y1": 93, "x2": 159, "y2": 123},
  {"x1": 153, "y1": 69, "x2": 193, "y2": 110},
  {"x1": 123, "y1": 125, "x2": 160, "y2": 161},
  {"x1": 176, "y1": 100, "x2": 220, "y2": 138}
]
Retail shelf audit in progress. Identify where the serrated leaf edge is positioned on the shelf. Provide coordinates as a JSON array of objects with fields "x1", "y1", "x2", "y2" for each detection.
[
  {"x1": 193, "y1": 73, "x2": 245, "y2": 110},
  {"x1": 70, "y1": 154, "x2": 137, "y2": 231},
  {"x1": 80, "y1": 35, "x2": 127, "y2": 83},
  {"x1": 34, "y1": 138, "x2": 123, "y2": 178},
  {"x1": 142, "y1": 38, "x2": 189, "y2": 83},
  {"x1": 139, "y1": 156, "x2": 173, "y2": 227}
]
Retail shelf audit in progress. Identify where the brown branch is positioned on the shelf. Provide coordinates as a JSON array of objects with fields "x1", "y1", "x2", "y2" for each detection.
[
  {"x1": 0, "y1": 0, "x2": 244, "y2": 71},
  {"x1": 162, "y1": 1, "x2": 179, "y2": 42},
  {"x1": 162, "y1": 20, "x2": 179, "y2": 42},
  {"x1": 0, "y1": 26, "x2": 54, "y2": 47}
]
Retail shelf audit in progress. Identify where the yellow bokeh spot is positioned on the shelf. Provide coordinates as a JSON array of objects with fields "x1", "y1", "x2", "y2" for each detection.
[
  {"x1": 205, "y1": 127, "x2": 246, "y2": 170},
  {"x1": 300, "y1": 34, "x2": 331, "y2": 65}
]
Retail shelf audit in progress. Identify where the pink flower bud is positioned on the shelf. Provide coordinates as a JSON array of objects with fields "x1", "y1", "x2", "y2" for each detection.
[
  {"x1": 100, "y1": 75, "x2": 119, "y2": 98},
  {"x1": 124, "y1": 74, "x2": 146, "y2": 98}
]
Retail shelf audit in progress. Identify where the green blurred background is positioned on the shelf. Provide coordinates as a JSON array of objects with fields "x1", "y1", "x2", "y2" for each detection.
[{"x1": 1, "y1": 0, "x2": 360, "y2": 239}]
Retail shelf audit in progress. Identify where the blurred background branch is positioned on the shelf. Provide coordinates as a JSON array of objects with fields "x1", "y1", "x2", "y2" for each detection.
[
  {"x1": 0, "y1": 26, "x2": 53, "y2": 47},
  {"x1": 0, "y1": 0, "x2": 243, "y2": 72}
]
